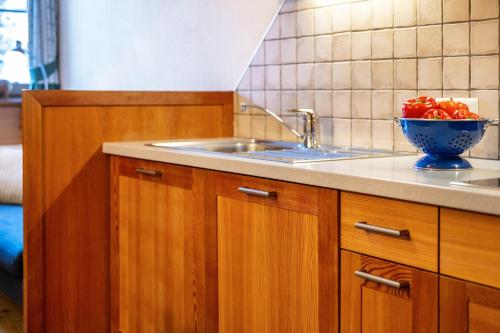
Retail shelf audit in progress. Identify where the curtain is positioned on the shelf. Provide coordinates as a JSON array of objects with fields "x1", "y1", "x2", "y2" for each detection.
[{"x1": 28, "y1": 0, "x2": 59, "y2": 89}]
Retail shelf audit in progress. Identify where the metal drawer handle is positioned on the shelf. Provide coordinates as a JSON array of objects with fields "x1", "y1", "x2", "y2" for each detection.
[
  {"x1": 136, "y1": 168, "x2": 162, "y2": 177},
  {"x1": 355, "y1": 221, "x2": 410, "y2": 238},
  {"x1": 355, "y1": 270, "x2": 409, "y2": 289},
  {"x1": 238, "y1": 187, "x2": 277, "y2": 198}
]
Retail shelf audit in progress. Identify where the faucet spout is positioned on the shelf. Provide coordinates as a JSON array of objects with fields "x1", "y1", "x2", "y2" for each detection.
[{"x1": 240, "y1": 103, "x2": 303, "y2": 139}]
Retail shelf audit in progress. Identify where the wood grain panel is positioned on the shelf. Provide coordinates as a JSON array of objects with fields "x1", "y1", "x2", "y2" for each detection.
[
  {"x1": 0, "y1": 102, "x2": 21, "y2": 144},
  {"x1": 115, "y1": 162, "x2": 194, "y2": 332},
  {"x1": 217, "y1": 196, "x2": 320, "y2": 333},
  {"x1": 340, "y1": 250, "x2": 438, "y2": 333},
  {"x1": 441, "y1": 208, "x2": 500, "y2": 289},
  {"x1": 23, "y1": 91, "x2": 234, "y2": 333},
  {"x1": 340, "y1": 192, "x2": 438, "y2": 271},
  {"x1": 440, "y1": 275, "x2": 500, "y2": 333}
]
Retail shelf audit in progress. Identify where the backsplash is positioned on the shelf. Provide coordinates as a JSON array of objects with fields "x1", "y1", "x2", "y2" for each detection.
[{"x1": 235, "y1": 0, "x2": 500, "y2": 159}]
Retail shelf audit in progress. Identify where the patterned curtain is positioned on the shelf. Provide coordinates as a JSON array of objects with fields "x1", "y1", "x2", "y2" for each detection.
[{"x1": 28, "y1": 0, "x2": 59, "y2": 89}]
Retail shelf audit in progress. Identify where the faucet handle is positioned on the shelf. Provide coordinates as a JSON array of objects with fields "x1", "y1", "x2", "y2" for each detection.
[{"x1": 288, "y1": 108, "x2": 315, "y2": 115}]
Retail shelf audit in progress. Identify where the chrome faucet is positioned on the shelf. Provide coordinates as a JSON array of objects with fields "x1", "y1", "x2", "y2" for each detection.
[{"x1": 240, "y1": 102, "x2": 319, "y2": 149}]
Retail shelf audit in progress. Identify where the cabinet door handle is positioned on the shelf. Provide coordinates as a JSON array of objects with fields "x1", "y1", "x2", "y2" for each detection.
[
  {"x1": 355, "y1": 270, "x2": 409, "y2": 289},
  {"x1": 136, "y1": 168, "x2": 162, "y2": 177},
  {"x1": 238, "y1": 187, "x2": 277, "y2": 198},
  {"x1": 354, "y1": 221, "x2": 410, "y2": 238}
]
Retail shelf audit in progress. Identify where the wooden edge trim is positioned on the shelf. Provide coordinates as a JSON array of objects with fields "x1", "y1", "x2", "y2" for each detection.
[
  {"x1": 22, "y1": 92, "x2": 45, "y2": 332},
  {"x1": 23, "y1": 90, "x2": 235, "y2": 107},
  {"x1": 110, "y1": 156, "x2": 120, "y2": 333}
]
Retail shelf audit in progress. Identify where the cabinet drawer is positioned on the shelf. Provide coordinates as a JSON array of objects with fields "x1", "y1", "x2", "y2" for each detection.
[
  {"x1": 341, "y1": 192, "x2": 438, "y2": 271},
  {"x1": 215, "y1": 172, "x2": 319, "y2": 215},
  {"x1": 441, "y1": 208, "x2": 500, "y2": 289}
]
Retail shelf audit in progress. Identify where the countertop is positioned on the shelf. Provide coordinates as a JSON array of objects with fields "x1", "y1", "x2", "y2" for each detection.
[{"x1": 103, "y1": 139, "x2": 500, "y2": 216}]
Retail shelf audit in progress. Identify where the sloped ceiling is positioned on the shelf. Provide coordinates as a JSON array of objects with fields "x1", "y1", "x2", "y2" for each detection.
[{"x1": 59, "y1": 0, "x2": 283, "y2": 91}]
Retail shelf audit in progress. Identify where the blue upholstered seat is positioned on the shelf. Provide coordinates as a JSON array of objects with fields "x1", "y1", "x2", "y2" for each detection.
[{"x1": 0, "y1": 205, "x2": 23, "y2": 277}]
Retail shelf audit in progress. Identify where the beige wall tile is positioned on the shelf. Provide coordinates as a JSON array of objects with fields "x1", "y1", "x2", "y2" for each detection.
[
  {"x1": 265, "y1": 65, "x2": 281, "y2": 90},
  {"x1": 314, "y1": 63, "x2": 333, "y2": 89},
  {"x1": 471, "y1": 0, "x2": 499, "y2": 20},
  {"x1": 372, "y1": 60, "x2": 394, "y2": 89},
  {"x1": 471, "y1": 128, "x2": 499, "y2": 158},
  {"x1": 352, "y1": 90, "x2": 372, "y2": 118},
  {"x1": 280, "y1": 38, "x2": 297, "y2": 64},
  {"x1": 418, "y1": 0, "x2": 442, "y2": 25},
  {"x1": 237, "y1": 92, "x2": 252, "y2": 112},
  {"x1": 297, "y1": 63, "x2": 314, "y2": 89},
  {"x1": 471, "y1": 55, "x2": 499, "y2": 89},
  {"x1": 251, "y1": 115, "x2": 266, "y2": 139},
  {"x1": 314, "y1": 35, "x2": 333, "y2": 62},
  {"x1": 332, "y1": 90, "x2": 352, "y2": 117},
  {"x1": 394, "y1": 0, "x2": 417, "y2": 27},
  {"x1": 332, "y1": 32, "x2": 352, "y2": 61},
  {"x1": 252, "y1": 44, "x2": 265, "y2": 66},
  {"x1": 443, "y1": 0, "x2": 469, "y2": 22},
  {"x1": 332, "y1": 3, "x2": 352, "y2": 32},
  {"x1": 235, "y1": 114, "x2": 252, "y2": 138},
  {"x1": 297, "y1": 10, "x2": 314, "y2": 37},
  {"x1": 265, "y1": 40, "x2": 280, "y2": 65},
  {"x1": 266, "y1": 91, "x2": 281, "y2": 116},
  {"x1": 372, "y1": 29, "x2": 393, "y2": 59},
  {"x1": 314, "y1": 90, "x2": 333, "y2": 117},
  {"x1": 352, "y1": 61, "x2": 372, "y2": 89},
  {"x1": 471, "y1": 90, "x2": 499, "y2": 118},
  {"x1": 442, "y1": 90, "x2": 469, "y2": 98},
  {"x1": 281, "y1": 64, "x2": 297, "y2": 90},
  {"x1": 418, "y1": 57, "x2": 443, "y2": 89},
  {"x1": 471, "y1": 20, "x2": 499, "y2": 55},
  {"x1": 281, "y1": 1, "x2": 297, "y2": 13},
  {"x1": 251, "y1": 66, "x2": 265, "y2": 90},
  {"x1": 443, "y1": 23, "x2": 470, "y2": 56},
  {"x1": 394, "y1": 28, "x2": 417, "y2": 58},
  {"x1": 443, "y1": 57, "x2": 469, "y2": 89},
  {"x1": 281, "y1": 116, "x2": 299, "y2": 141},
  {"x1": 394, "y1": 59, "x2": 417, "y2": 89},
  {"x1": 265, "y1": 115, "x2": 282, "y2": 140},
  {"x1": 281, "y1": 90, "x2": 297, "y2": 114},
  {"x1": 394, "y1": 90, "x2": 418, "y2": 117},
  {"x1": 418, "y1": 89, "x2": 442, "y2": 97},
  {"x1": 352, "y1": 31, "x2": 372, "y2": 60},
  {"x1": 319, "y1": 118, "x2": 333, "y2": 145},
  {"x1": 352, "y1": 119, "x2": 372, "y2": 148},
  {"x1": 315, "y1": 0, "x2": 337, "y2": 7},
  {"x1": 332, "y1": 118, "x2": 352, "y2": 146},
  {"x1": 394, "y1": 122, "x2": 417, "y2": 151},
  {"x1": 372, "y1": 120, "x2": 394, "y2": 150},
  {"x1": 297, "y1": 90, "x2": 314, "y2": 109},
  {"x1": 280, "y1": 12, "x2": 297, "y2": 38},
  {"x1": 297, "y1": 0, "x2": 315, "y2": 10},
  {"x1": 238, "y1": 69, "x2": 251, "y2": 91},
  {"x1": 297, "y1": 37, "x2": 314, "y2": 62},
  {"x1": 314, "y1": 6, "x2": 333, "y2": 35},
  {"x1": 332, "y1": 61, "x2": 352, "y2": 89},
  {"x1": 372, "y1": 90, "x2": 394, "y2": 119},
  {"x1": 372, "y1": 0, "x2": 394, "y2": 28},
  {"x1": 417, "y1": 25, "x2": 442, "y2": 57},
  {"x1": 267, "y1": 16, "x2": 280, "y2": 40},
  {"x1": 251, "y1": 91, "x2": 266, "y2": 111},
  {"x1": 351, "y1": 1, "x2": 372, "y2": 30}
]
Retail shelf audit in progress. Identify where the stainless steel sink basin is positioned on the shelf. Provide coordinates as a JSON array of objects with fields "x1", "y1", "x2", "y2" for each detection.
[{"x1": 149, "y1": 138, "x2": 410, "y2": 163}]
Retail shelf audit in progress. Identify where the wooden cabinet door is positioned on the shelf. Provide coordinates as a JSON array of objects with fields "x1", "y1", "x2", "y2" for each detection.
[
  {"x1": 340, "y1": 251, "x2": 438, "y2": 333},
  {"x1": 440, "y1": 276, "x2": 500, "y2": 333},
  {"x1": 215, "y1": 173, "x2": 338, "y2": 333},
  {"x1": 111, "y1": 157, "x2": 196, "y2": 333}
]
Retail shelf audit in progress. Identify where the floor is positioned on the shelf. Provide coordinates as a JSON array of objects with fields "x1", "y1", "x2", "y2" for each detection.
[{"x1": 0, "y1": 293, "x2": 22, "y2": 333}]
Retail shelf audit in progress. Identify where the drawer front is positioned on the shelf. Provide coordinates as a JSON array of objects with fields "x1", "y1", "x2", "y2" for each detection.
[
  {"x1": 215, "y1": 172, "x2": 319, "y2": 215},
  {"x1": 441, "y1": 208, "x2": 500, "y2": 289},
  {"x1": 341, "y1": 192, "x2": 438, "y2": 271}
]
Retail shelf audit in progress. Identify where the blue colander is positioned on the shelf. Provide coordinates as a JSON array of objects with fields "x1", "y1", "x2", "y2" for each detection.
[{"x1": 396, "y1": 118, "x2": 498, "y2": 170}]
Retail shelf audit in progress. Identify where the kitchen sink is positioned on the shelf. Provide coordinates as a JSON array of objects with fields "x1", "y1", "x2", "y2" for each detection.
[{"x1": 149, "y1": 138, "x2": 410, "y2": 163}]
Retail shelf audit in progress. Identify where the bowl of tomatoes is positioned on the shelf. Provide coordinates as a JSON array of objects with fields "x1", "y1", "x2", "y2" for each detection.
[{"x1": 396, "y1": 96, "x2": 498, "y2": 170}]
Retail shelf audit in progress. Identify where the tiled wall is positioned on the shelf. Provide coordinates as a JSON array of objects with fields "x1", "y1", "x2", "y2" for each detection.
[{"x1": 235, "y1": 0, "x2": 500, "y2": 159}]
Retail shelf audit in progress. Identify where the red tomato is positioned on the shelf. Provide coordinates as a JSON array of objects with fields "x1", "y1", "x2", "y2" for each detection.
[
  {"x1": 402, "y1": 96, "x2": 437, "y2": 118},
  {"x1": 455, "y1": 101, "x2": 469, "y2": 112},
  {"x1": 421, "y1": 109, "x2": 452, "y2": 119},
  {"x1": 452, "y1": 109, "x2": 480, "y2": 119},
  {"x1": 437, "y1": 100, "x2": 459, "y2": 116}
]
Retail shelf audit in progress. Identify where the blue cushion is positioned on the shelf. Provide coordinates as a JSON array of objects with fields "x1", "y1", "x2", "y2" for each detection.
[{"x1": 0, "y1": 205, "x2": 23, "y2": 277}]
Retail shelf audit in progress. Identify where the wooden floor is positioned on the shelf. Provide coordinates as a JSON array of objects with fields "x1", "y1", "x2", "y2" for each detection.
[{"x1": 0, "y1": 293, "x2": 22, "y2": 333}]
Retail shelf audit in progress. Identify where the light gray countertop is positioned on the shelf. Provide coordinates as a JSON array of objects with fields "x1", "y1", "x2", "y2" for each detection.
[{"x1": 103, "y1": 139, "x2": 500, "y2": 216}]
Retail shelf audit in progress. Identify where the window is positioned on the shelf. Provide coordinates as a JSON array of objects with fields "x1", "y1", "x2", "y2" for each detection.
[{"x1": 0, "y1": 0, "x2": 29, "y2": 85}]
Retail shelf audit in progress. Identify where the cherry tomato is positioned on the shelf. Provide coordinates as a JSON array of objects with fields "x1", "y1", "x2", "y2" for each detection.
[
  {"x1": 402, "y1": 96, "x2": 437, "y2": 118},
  {"x1": 421, "y1": 109, "x2": 452, "y2": 119}
]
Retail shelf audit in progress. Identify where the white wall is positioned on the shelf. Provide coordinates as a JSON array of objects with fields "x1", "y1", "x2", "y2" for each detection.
[{"x1": 59, "y1": 0, "x2": 282, "y2": 91}]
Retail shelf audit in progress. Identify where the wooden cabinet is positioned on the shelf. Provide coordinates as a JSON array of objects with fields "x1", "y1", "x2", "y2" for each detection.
[
  {"x1": 440, "y1": 276, "x2": 500, "y2": 333},
  {"x1": 340, "y1": 250, "x2": 438, "y2": 333},
  {"x1": 110, "y1": 157, "x2": 197, "y2": 333},
  {"x1": 215, "y1": 173, "x2": 338, "y2": 333}
]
